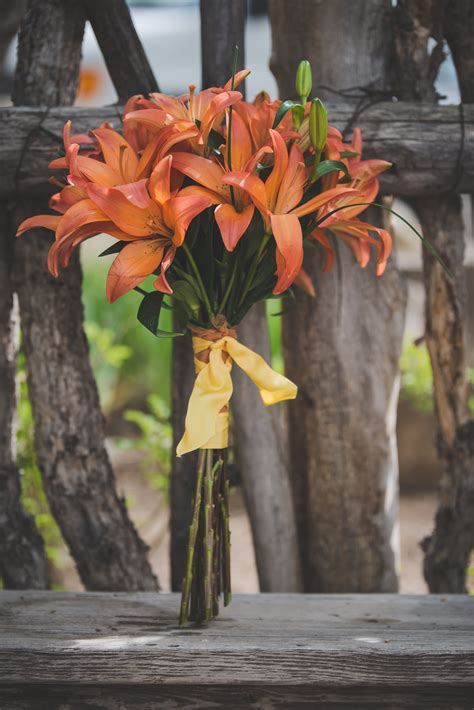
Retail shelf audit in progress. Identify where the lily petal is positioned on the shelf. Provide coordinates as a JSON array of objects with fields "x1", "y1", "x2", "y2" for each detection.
[
  {"x1": 16, "y1": 214, "x2": 61, "y2": 236},
  {"x1": 291, "y1": 186, "x2": 360, "y2": 218},
  {"x1": 227, "y1": 110, "x2": 253, "y2": 171},
  {"x1": 153, "y1": 245, "x2": 176, "y2": 294},
  {"x1": 106, "y1": 238, "x2": 166, "y2": 302},
  {"x1": 309, "y1": 227, "x2": 335, "y2": 272},
  {"x1": 149, "y1": 155, "x2": 173, "y2": 205},
  {"x1": 223, "y1": 69, "x2": 251, "y2": 91},
  {"x1": 222, "y1": 171, "x2": 268, "y2": 216},
  {"x1": 265, "y1": 129, "x2": 289, "y2": 212},
  {"x1": 294, "y1": 268, "x2": 316, "y2": 297},
  {"x1": 92, "y1": 127, "x2": 139, "y2": 182},
  {"x1": 270, "y1": 213, "x2": 303, "y2": 294},
  {"x1": 55, "y1": 199, "x2": 110, "y2": 240},
  {"x1": 123, "y1": 108, "x2": 169, "y2": 132},
  {"x1": 86, "y1": 184, "x2": 153, "y2": 237},
  {"x1": 167, "y1": 193, "x2": 215, "y2": 245},
  {"x1": 172, "y1": 152, "x2": 227, "y2": 197},
  {"x1": 275, "y1": 142, "x2": 306, "y2": 215},
  {"x1": 200, "y1": 90, "x2": 242, "y2": 145},
  {"x1": 215, "y1": 202, "x2": 254, "y2": 251}
]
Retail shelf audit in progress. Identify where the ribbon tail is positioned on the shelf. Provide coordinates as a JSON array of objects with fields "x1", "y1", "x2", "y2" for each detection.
[
  {"x1": 176, "y1": 348, "x2": 233, "y2": 456},
  {"x1": 225, "y1": 337, "x2": 297, "y2": 405}
]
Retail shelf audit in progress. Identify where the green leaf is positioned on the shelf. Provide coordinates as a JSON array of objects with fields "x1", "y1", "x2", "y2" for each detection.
[
  {"x1": 291, "y1": 104, "x2": 305, "y2": 127},
  {"x1": 137, "y1": 291, "x2": 164, "y2": 335},
  {"x1": 339, "y1": 150, "x2": 360, "y2": 158},
  {"x1": 207, "y1": 128, "x2": 225, "y2": 152},
  {"x1": 312, "y1": 159, "x2": 350, "y2": 182},
  {"x1": 154, "y1": 328, "x2": 185, "y2": 338},
  {"x1": 99, "y1": 240, "x2": 127, "y2": 257},
  {"x1": 272, "y1": 100, "x2": 300, "y2": 129},
  {"x1": 172, "y1": 280, "x2": 201, "y2": 318}
]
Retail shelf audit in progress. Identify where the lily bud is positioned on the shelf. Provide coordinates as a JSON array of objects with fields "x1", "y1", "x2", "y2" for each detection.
[
  {"x1": 309, "y1": 98, "x2": 328, "y2": 153},
  {"x1": 295, "y1": 60, "x2": 312, "y2": 104}
]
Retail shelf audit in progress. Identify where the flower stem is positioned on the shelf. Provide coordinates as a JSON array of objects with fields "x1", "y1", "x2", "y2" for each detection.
[
  {"x1": 218, "y1": 251, "x2": 240, "y2": 314},
  {"x1": 179, "y1": 449, "x2": 206, "y2": 625},
  {"x1": 220, "y1": 463, "x2": 232, "y2": 606},
  {"x1": 203, "y1": 449, "x2": 214, "y2": 621},
  {"x1": 236, "y1": 232, "x2": 271, "y2": 310},
  {"x1": 182, "y1": 242, "x2": 215, "y2": 321}
]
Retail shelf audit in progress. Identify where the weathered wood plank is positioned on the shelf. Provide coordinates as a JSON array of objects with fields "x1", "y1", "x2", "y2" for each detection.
[
  {"x1": 0, "y1": 592, "x2": 473, "y2": 708},
  {"x1": 1, "y1": 102, "x2": 473, "y2": 197}
]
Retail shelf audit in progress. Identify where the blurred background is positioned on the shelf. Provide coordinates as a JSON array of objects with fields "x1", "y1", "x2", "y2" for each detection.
[{"x1": 2, "y1": 0, "x2": 473, "y2": 593}]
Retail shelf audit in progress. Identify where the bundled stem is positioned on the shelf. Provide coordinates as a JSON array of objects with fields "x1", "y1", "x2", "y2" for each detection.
[{"x1": 179, "y1": 448, "x2": 231, "y2": 624}]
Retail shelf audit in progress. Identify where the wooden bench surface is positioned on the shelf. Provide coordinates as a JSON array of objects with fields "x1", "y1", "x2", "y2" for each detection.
[{"x1": 1, "y1": 592, "x2": 473, "y2": 708}]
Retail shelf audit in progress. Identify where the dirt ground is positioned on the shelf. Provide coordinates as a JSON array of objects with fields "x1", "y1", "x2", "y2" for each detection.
[{"x1": 57, "y1": 446, "x2": 442, "y2": 594}]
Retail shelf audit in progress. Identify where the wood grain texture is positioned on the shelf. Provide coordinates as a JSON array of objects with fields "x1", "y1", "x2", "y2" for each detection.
[
  {"x1": 0, "y1": 592, "x2": 473, "y2": 708},
  {"x1": 271, "y1": 0, "x2": 406, "y2": 593},
  {"x1": 0, "y1": 212, "x2": 49, "y2": 590},
  {"x1": 83, "y1": 0, "x2": 159, "y2": 102},
  {"x1": 0, "y1": 102, "x2": 473, "y2": 198},
  {"x1": 392, "y1": 0, "x2": 474, "y2": 593},
  {"x1": 232, "y1": 303, "x2": 302, "y2": 591},
  {"x1": 9, "y1": 0, "x2": 158, "y2": 592}
]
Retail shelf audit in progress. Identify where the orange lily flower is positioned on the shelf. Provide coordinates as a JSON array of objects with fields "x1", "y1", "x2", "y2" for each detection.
[
  {"x1": 124, "y1": 71, "x2": 249, "y2": 156},
  {"x1": 223, "y1": 129, "x2": 359, "y2": 293},
  {"x1": 171, "y1": 111, "x2": 271, "y2": 251},
  {"x1": 310, "y1": 127, "x2": 392, "y2": 275},
  {"x1": 235, "y1": 91, "x2": 296, "y2": 153},
  {"x1": 85, "y1": 156, "x2": 214, "y2": 299},
  {"x1": 17, "y1": 156, "x2": 213, "y2": 302}
]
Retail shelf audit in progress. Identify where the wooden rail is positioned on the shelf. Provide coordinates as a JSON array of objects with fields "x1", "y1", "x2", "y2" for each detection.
[
  {"x1": 1, "y1": 592, "x2": 473, "y2": 708},
  {"x1": 1, "y1": 102, "x2": 473, "y2": 198}
]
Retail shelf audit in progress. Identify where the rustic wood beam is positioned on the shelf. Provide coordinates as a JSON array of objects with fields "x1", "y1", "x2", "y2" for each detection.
[
  {"x1": 1, "y1": 102, "x2": 472, "y2": 198},
  {"x1": 1, "y1": 592, "x2": 473, "y2": 708}
]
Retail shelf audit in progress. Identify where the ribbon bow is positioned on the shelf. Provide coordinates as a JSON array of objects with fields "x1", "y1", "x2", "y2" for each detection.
[{"x1": 176, "y1": 327, "x2": 297, "y2": 456}]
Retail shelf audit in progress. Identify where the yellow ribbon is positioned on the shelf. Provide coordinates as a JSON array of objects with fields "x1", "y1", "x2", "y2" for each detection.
[{"x1": 176, "y1": 334, "x2": 297, "y2": 456}]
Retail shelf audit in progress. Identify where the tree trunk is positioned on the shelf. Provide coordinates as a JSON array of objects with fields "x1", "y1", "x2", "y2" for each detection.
[
  {"x1": 10, "y1": 0, "x2": 158, "y2": 591},
  {"x1": 0, "y1": 212, "x2": 49, "y2": 590},
  {"x1": 393, "y1": 0, "x2": 474, "y2": 592},
  {"x1": 269, "y1": 0, "x2": 406, "y2": 592},
  {"x1": 169, "y1": 0, "x2": 302, "y2": 593}
]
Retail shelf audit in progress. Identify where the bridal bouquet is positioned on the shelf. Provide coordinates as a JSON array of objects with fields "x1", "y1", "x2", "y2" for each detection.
[{"x1": 18, "y1": 60, "x2": 397, "y2": 623}]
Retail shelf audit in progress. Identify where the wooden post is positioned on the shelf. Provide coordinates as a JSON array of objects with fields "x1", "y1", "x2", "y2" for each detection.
[
  {"x1": 9, "y1": 0, "x2": 158, "y2": 591},
  {"x1": 83, "y1": 0, "x2": 159, "y2": 101},
  {"x1": 269, "y1": 0, "x2": 407, "y2": 592},
  {"x1": 0, "y1": 211, "x2": 49, "y2": 589},
  {"x1": 393, "y1": 0, "x2": 474, "y2": 592}
]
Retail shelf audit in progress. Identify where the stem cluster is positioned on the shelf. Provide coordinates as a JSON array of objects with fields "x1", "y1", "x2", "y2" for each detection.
[{"x1": 179, "y1": 448, "x2": 232, "y2": 624}]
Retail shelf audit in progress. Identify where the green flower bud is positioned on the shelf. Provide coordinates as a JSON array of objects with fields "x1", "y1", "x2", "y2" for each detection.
[
  {"x1": 295, "y1": 60, "x2": 312, "y2": 104},
  {"x1": 309, "y1": 98, "x2": 328, "y2": 153}
]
